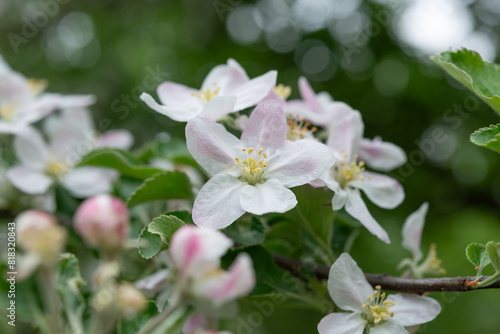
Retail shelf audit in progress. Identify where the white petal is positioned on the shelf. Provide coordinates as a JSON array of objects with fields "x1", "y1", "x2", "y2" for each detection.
[
  {"x1": 157, "y1": 81, "x2": 200, "y2": 108},
  {"x1": 61, "y1": 167, "x2": 113, "y2": 198},
  {"x1": 326, "y1": 111, "x2": 363, "y2": 160},
  {"x1": 199, "y1": 96, "x2": 237, "y2": 122},
  {"x1": 350, "y1": 172, "x2": 404, "y2": 209},
  {"x1": 54, "y1": 94, "x2": 96, "y2": 109},
  {"x1": 140, "y1": 92, "x2": 201, "y2": 122},
  {"x1": 240, "y1": 179, "x2": 297, "y2": 215},
  {"x1": 233, "y1": 70, "x2": 277, "y2": 111},
  {"x1": 388, "y1": 293, "x2": 441, "y2": 326},
  {"x1": 0, "y1": 121, "x2": 23, "y2": 134},
  {"x1": 202, "y1": 59, "x2": 249, "y2": 94},
  {"x1": 192, "y1": 173, "x2": 246, "y2": 229},
  {"x1": 96, "y1": 130, "x2": 134, "y2": 150},
  {"x1": 13, "y1": 127, "x2": 49, "y2": 170},
  {"x1": 169, "y1": 225, "x2": 233, "y2": 277},
  {"x1": 359, "y1": 137, "x2": 407, "y2": 172},
  {"x1": 317, "y1": 312, "x2": 366, "y2": 334},
  {"x1": 192, "y1": 253, "x2": 255, "y2": 304},
  {"x1": 344, "y1": 190, "x2": 390, "y2": 243},
  {"x1": 319, "y1": 172, "x2": 348, "y2": 210},
  {"x1": 328, "y1": 253, "x2": 373, "y2": 312},
  {"x1": 401, "y1": 202, "x2": 429, "y2": 262},
  {"x1": 186, "y1": 117, "x2": 243, "y2": 175},
  {"x1": 240, "y1": 101, "x2": 287, "y2": 150},
  {"x1": 369, "y1": 321, "x2": 407, "y2": 334},
  {"x1": 266, "y1": 139, "x2": 335, "y2": 188},
  {"x1": 7, "y1": 166, "x2": 52, "y2": 194}
]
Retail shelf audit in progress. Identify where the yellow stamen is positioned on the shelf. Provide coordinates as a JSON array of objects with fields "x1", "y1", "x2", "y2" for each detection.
[
  {"x1": 361, "y1": 285, "x2": 395, "y2": 326},
  {"x1": 191, "y1": 85, "x2": 220, "y2": 105},
  {"x1": 28, "y1": 78, "x2": 48, "y2": 96},
  {"x1": 46, "y1": 161, "x2": 69, "y2": 176},
  {"x1": 234, "y1": 147, "x2": 269, "y2": 185}
]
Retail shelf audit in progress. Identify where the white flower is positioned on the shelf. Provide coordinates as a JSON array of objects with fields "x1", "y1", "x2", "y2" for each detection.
[
  {"x1": 399, "y1": 203, "x2": 445, "y2": 278},
  {"x1": 141, "y1": 59, "x2": 277, "y2": 122},
  {"x1": 186, "y1": 101, "x2": 335, "y2": 229},
  {"x1": 319, "y1": 111, "x2": 404, "y2": 243},
  {"x1": 6, "y1": 108, "x2": 132, "y2": 198},
  {"x1": 0, "y1": 55, "x2": 94, "y2": 134},
  {"x1": 318, "y1": 253, "x2": 441, "y2": 334}
]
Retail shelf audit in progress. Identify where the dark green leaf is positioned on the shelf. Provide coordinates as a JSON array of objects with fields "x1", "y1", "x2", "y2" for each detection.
[
  {"x1": 465, "y1": 243, "x2": 491, "y2": 276},
  {"x1": 126, "y1": 171, "x2": 193, "y2": 207},
  {"x1": 138, "y1": 215, "x2": 186, "y2": 259},
  {"x1": 430, "y1": 49, "x2": 500, "y2": 115},
  {"x1": 470, "y1": 124, "x2": 500, "y2": 153},
  {"x1": 78, "y1": 148, "x2": 164, "y2": 179},
  {"x1": 225, "y1": 217, "x2": 265, "y2": 246},
  {"x1": 486, "y1": 241, "x2": 500, "y2": 272}
]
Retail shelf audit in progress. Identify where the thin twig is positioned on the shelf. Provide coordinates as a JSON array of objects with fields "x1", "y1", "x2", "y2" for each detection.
[{"x1": 272, "y1": 254, "x2": 500, "y2": 294}]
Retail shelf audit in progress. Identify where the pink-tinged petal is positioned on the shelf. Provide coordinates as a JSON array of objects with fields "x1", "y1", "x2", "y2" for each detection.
[
  {"x1": 182, "y1": 312, "x2": 209, "y2": 334},
  {"x1": 7, "y1": 166, "x2": 52, "y2": 194},
  {"x1": 135, "y1": 269, "x2": 170, "y2": 296},
  {"x1": 240, "y1": 101, "x2": 287, "y2": 150},
  {"x1": 298, "y1": 76, "x2": 321, "y2": 112},
  {"x1": 186, "y1": 117, "x2": 243, "y2": 175},
  {"x1": 323, "y1": 102, "x2": 356, "y2": 127},
  {"x1": 96, "y1": 130, "x2": 134, "y2": 150},
  {"x1": 202, "y1": 59, "x2": 249, "y2": 95},
  {"x1": 240, "y1": 179, "x2": 297, "y2": 215},
  {"x1": 350, "y1": 172, "x2": 404, "y2": 210},
  {"x1": 265, "y1": 139, "x2": 335, "y2": 188},
  {"x1": 170, "y1": 225, "x2": 233, "y2": 277},
  {"x1": 258, "y1": 90, "x2": 287, "y2": 107},
  {"x1": 345, "y1": 190, "x2": 390, "y2": 243},
  {"x1": 13, "y1": 127, "x2": 49, "y2": 170},
  {"x1": 358, "y1": 137, "x2": 407, "y2": 172},
  {"x1": 140, "y1": 92, "x2": 201, "y2": 122},
  {"x1": 199, "y1": 96, "x2": 237, "y2": 122},
  {"x1": 317, "y1": 312, "x2": 366, "y2": 334},
  {"x1": 369, "y1": 321, "x2": 407, "y2": 334},
  {"x1": 401, "y1": 202, "x2": 429, "y2": 263},
  {"x1": 192, "y1": 173, "x2": 246, "y2": 229},
  {"x1": 61, "y1": 167, "x2": 113, "y2": 198},
  {"x1": 192, "y1": 253, "x2": 255, "y2": 304},
  {"x1": 326, "y1": 111, "x2": 364, "y2": 160},
  {"x1": 388, "y1": 293, "x2": 441, "y2": 326},
  {"x1": 328, "y1": 253, "x2": 373, "y2": 312},
  {"x1": 233, "y1": 70, "x2": 277, "y2": 111}
]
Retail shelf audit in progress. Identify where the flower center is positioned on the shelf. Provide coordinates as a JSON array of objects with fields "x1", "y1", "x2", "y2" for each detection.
[
  {"x1": 286, "y1": 115, "x2": 317, "y2": 141},
  {"x1": 28, "y1": 78, "x2": 48, "y2": 96},
  {"x1": 361, "y1": 285, "x2": 395, "y2": 325},
  {"x1": 192, "y1": 83, "x2": 220, "y2": 105},
  {"x1": 334, "y1": 154, "x2": 367, "y2": 188},
  {"x1": 46, "y1": 161, "x2": 69, "y2": 176},
  {"x1": 234, "y1": 147, "x2": 268, "y2": 185},
  {"x1": 274, "y1": 84, "x2": 291, "y2": 100},
  {"x1": 0, "y1": 104, "x2": 17, "y2": 122}
]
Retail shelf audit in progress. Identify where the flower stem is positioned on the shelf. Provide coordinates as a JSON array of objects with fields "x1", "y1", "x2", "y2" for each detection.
[{"x1": 38, "y1": 266, "x2": 64, "y2": 334}]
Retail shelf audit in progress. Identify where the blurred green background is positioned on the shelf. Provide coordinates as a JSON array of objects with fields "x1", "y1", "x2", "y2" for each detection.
[{"x1": 1, "y1": 0, "x2": 500, "y2": 333}]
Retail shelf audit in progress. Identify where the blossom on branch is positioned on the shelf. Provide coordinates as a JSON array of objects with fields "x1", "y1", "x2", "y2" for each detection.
[
  {"x1": 186, "y1": 101, "x2": 335, "y2": 229},
  {"x1": 318, "y1": 253, "x2": 441, "y2": 334},
  {"x1": 141, "y1": 59, "x2": 277, "y2": 122}
]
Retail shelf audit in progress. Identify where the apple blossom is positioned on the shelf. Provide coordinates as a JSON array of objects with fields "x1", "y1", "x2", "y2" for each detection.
[
  {"x1": 399, "y1": 203, "x2": 446, "y2": 278},
  {"x1": 0, "y1": 55, "x2": 95, "y2": 134},
  {"x1": 186, "y1": 101, "x2": 335, "y2": 229},
  {"x1": 318, "y1": 253, "x2": 441, "y2": 334},
  {"x1": 141, "y1": 59, "x2": 277, "y2": 122},
  {"x1": 318, "y1": 111, "x2": 404, "y2": 243},
  {"x1": 74, "y1": 194, "x2": 130, "y2": 256},
  {"x1": 6, "y1": 108, "x2": 132, "y2": 198},
  {"x1": 183, "y1": 312, "x2": 232, "y2": 334},
  {"x1": 15, "y1": 210, "x2": 67, "y2": 279},
  {"x1": 168, "y1": 225, "x2": 255, "y2": 305}
]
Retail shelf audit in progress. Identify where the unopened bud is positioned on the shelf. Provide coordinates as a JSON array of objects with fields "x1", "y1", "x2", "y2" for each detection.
[
  {"x1": 116, "y1": 282, "x2": 146, "y2": 318},
  {"x1": 74, "y1": 195, "x2": 129, "y2": 257},
  {"x1": 15, "y1": 210, "x2": 66, "y2": 262}
]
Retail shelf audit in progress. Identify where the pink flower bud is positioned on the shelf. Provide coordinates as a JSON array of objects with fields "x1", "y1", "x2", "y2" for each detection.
[
  {"x1": 74, "y1": 195, "x2": 129, "y2": 256},
  {"x1": 15, "y1": 210, "x2": 66, "y2": 261}
]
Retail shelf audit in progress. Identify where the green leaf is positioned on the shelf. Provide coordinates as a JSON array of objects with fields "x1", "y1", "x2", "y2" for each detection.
[
  {"x1": 470, "y1": 124, "x2": 500, "y2": 153},
  {"x1": 138, "y1": 215, "x2": 186, "y2": 259},
  {"x1": 136, "y1": 138, "x2": 197, "y2": 168},
  {"x1": 486, "y1": 241, "x2": 500, "y2": 272},
  {"x1": 78, "y1": 148, "x2": 164, "y2": 179},
  {"x1": 126, "y1": 171, "x2": 193, "y2": 207},
  {"x1": 224, "y1": 217, "x2": 265, "y2": 246},
  {"x1": 118, "y1": 300, "x2": 159, "y2": 334},
  {"x1": 430, "y1": 49, "x2": 500, "y2": 115},
  {"x1": 56, "y1": 253, "x2": 86, "y2": 334},
  {"x1": 465, "y1": 243, "x2": 491, "y2": 276}
]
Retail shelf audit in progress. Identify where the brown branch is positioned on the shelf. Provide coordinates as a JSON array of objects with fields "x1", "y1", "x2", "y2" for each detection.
[{"x1": 272, "y1": 254, "x2": 500, "y2": 294}]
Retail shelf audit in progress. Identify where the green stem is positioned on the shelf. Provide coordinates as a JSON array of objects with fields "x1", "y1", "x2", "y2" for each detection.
[
  {"x1": 38, "y1": 266, "x2": 65, "y2": 334},
  {"x1": 295, "y1": 209, "x2": 335, "y2": 264},
  {"x1": 476, "y1": 272, "x2": 500, "y2": 288},
  {"x1": 138, "y1": 290, "x2": 184, "y2": 334}
]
